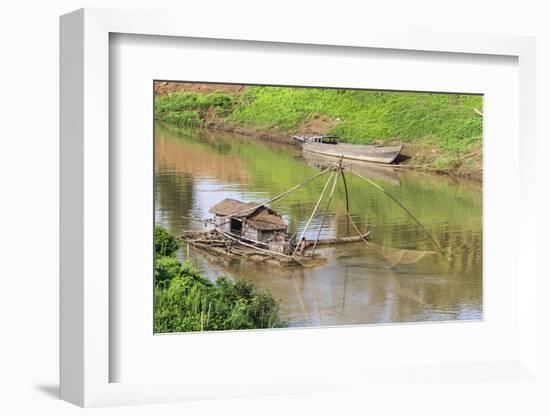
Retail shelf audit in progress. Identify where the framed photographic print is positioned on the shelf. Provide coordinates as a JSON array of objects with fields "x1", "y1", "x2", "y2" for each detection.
[
  {"x1": 152, "y1": 80, "x2": 483, "y2": 334},
  {"x1": 60, "y1": 8, "x2": 538, "y2": 408}
]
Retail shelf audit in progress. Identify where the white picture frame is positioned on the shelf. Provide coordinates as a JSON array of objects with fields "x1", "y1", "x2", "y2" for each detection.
[{"x1": 60, "y1": 8, "x2": 538, "y2": 407}]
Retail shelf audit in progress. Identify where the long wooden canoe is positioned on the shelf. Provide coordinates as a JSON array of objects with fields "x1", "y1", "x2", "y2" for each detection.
[
  {"x1": 303, "y1": 142, "x2": 403, "y2": 164},
  {"x1": 308, "y1": 231, "x2": 370, "y2": 246}
]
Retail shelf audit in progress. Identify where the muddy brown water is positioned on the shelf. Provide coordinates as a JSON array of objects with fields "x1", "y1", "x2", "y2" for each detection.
[{"x1": 155, "y1": 124, "x2": 483, "y2": 327}]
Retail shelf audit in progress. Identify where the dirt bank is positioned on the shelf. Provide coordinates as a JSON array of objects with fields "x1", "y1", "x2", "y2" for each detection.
[
  {"x1": 203, "y1": 112, "x2": 339, "y2": 145},
  {"x1": 155, "y1": 81, "x2": 245, "y2": 96}
]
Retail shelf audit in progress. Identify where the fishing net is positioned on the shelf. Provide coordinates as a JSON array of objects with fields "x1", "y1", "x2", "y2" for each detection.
[{"x1": 380, "y1": 247, "x2": 433, "y2": 266}]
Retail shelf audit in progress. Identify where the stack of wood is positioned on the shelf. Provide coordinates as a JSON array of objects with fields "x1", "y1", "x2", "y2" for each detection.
[{"x1": 177, "y1": 230, "x2": 306, "y2": 266}]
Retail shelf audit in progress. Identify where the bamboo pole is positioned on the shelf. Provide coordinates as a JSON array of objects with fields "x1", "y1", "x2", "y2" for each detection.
[
  {"x1": 293, "y1": 170, "x2": 336, "y2": 256},
  {"x1": 345, "y1": 210, "x2": 370, "y2": 248},
  {"x1": 341, "y1": 169, "x2": 350, "y2": 235},
  {"x1": 226, "y1": 161, "x2": 339, "y2": 219},
  {"x1": 212, "y1": 162, "x2": 339, "y2": 255},
  {"x1": 345, "y1": 168, "x2": 444, "y2": 256},
  {"x1": 214, "y1": 229, "x2": 296, "y2": 260},
  {"x1": 312, "y1": 232, "x2": 370, "y2": 245},
  {"x1": 334, "y1": 159, "x2": 369, "y2": 248},
  {"x1": 222, "y1": 162, "x2": 339, "y2": 249},
  {"x1": 311, "y1": 172, "x2": 340, "y2": 255}
]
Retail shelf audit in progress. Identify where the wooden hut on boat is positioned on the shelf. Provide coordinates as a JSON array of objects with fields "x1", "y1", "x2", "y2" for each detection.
[{"x1": 208, "y1": 198, "x2": 288, "y2": 253}]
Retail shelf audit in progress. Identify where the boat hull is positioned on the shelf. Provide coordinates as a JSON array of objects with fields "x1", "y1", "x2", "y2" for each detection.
[
  {"x1": 308, "y1": 232, "x2": 370, "y2": 246},
  {"x1": 303, "y1": 142, "x2": 403, "y2": 164}
]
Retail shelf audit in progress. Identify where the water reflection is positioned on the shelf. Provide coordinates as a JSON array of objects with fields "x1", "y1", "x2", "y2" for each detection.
[{"x1": 155, "y1": 123, "x2": 483, "y2": 326}]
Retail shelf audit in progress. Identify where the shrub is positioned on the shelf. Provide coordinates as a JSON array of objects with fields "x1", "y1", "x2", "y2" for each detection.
[
  {"x1": 154, "y1": 225, "x2": 179, "y2": 257},
  {"x1": 162, "y1": 111, "x2": 204, "y2": 128},
  {"x1": 152, "y1": 227, "x2": 286, "y2": 333},
  {"x1": 155, "y1": 272, "x2": 286, "y2": 332},
  {"x1": 154, "y1": 264, "x2": 286, "y2": 332},
  {"x1": 154, "y1": 256, "x2": 182, "y2": 285},
  {"x1": 154, "y1": 92, "x2": 237, "y2": 126}
]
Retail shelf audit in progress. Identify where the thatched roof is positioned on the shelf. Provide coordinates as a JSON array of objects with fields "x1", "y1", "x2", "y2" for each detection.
[
  {"x1": 209, "y1": 198, "x2": 260, "y2": 218},
  {"x1": 209, "y1": 198, "x2": 287, "y2": 231},
  {"x1": 249, "y1": 210, "x2": 287, "y2": 231}
]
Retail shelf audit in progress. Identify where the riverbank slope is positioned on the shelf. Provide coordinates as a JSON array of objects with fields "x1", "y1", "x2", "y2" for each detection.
[{"x1": 154, "y1": 82, "x2": 483, "y2": 180}]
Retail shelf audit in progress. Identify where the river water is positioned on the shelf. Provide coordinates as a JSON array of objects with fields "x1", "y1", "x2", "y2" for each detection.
[{"x1": 155, "y1": 123, "x2": 483, "y2": 327}]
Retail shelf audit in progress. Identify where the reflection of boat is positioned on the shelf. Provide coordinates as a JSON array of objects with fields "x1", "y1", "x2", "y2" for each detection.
[
  {"x1": 303, "y1": 142, "x2": 403, "y2": 164},
  {"x1": 302, "y1": 151, "x2": 401, "y2": 186}
]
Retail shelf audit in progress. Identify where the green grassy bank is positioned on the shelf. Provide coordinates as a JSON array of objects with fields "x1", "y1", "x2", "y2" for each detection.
[
  {"x1": 154, "y1": 226, "x2": 287, "y2": 333},
  {"x1": 155, "y1": 86, "x2": 483, "y2": 178}
]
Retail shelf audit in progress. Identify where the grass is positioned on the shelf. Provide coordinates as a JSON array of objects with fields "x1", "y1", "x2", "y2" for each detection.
[
  {"x1": 162, "y1": 111, "x2": 204, "y2": 128},
  {"x1": 433, "y1": 157, "x2": 462, "y2": 171},
  {"x1": 231, "y1": 87, "x2": 482, "y2": 152},
  {"x1": 155, "y1": 91, "x2": 236, "y2": 128},
  {"x1": 154, "y1": 226, "x2": 286, "y2": 333},
  {"x1": 155, "y1": 86, "x2": 483, "y2": 154}
]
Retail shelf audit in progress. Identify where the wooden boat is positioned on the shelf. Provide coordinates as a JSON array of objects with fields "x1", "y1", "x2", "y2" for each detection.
[
  {"x1": 178, "y1": 227, "x2": 369, "y2": 268},
  {"x1": 311, "y1": 231, "x2": 370, "y2": 246},
  {"x1": 303, "y1": 142, "x2": 403, "y2": 164}
]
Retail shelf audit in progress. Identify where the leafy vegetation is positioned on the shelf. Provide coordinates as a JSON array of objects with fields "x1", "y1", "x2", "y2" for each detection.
[
  {"x1": 155, "y1": 92, "x2": 236, "y2": 127},
  {"x1": 154, "y1": 225, "x2": 179, "y2": 257},
  {"x1": 154, "y1": 226, "x2": 286, "y2": 332},
  {"x1": 162, "y1": 111, "x2": 204, "y2": 128}
]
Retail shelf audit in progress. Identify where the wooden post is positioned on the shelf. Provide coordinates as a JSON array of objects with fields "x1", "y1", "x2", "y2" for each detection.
[{"x1": 341, "y1": 169, "x2": 350, "y2": 235}]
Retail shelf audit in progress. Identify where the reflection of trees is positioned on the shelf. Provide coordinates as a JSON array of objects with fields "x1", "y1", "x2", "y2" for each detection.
[
  {"x1": 155, "y1": 172, "x2": 194, "y2": 234},
  {"x1": 156, "y1": 128, "x2": 249, "y2": 183}
]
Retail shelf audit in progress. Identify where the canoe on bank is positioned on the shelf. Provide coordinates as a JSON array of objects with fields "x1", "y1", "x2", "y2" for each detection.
[{"x1": 303, "y1": 142, "x2": 404, "y2": 164}]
